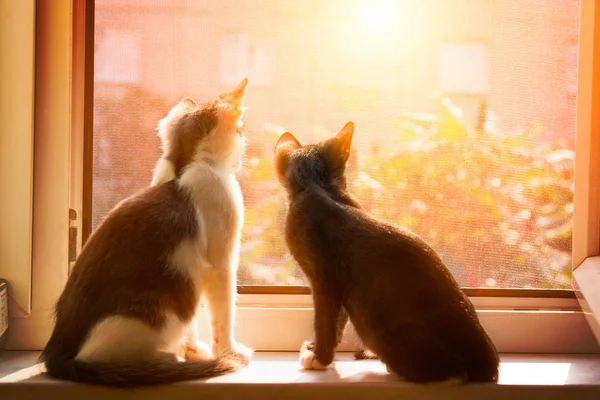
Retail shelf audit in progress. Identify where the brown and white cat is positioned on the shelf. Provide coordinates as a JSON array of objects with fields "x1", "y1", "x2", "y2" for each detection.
[
  {"x1": 40, "y1": 79, "x2": 252, "y2": 387},
  {"x1": 274, "y1": 122, "x2": 500, "y2": 383}
]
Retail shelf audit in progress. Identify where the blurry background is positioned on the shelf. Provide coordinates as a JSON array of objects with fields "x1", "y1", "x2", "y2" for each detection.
[{"x1": 93, "y1": 0, "x2": 579, "y2": 289}]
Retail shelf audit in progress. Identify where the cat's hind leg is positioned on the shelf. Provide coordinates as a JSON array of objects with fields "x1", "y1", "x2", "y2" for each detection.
[
  {"x1": 76, "y1": 313, "x2": 186, "y2": 363},
  {"x1": 354, "y1": 347, "x2": 378, "y2": 360}
]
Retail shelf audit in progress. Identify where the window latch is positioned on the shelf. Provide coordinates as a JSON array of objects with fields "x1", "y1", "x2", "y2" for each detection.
[{"x1": 68, "y1": 208, "x2": 78, "y2": 272}]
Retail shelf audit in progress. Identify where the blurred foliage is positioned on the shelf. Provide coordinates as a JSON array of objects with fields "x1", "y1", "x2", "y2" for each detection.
[
  {"x1": 238, "y1": 96, "x2": 573, "y2": 289},
  {"x1": 92, "y1": 83, "x2": 168, "y2": 229},
  {"x1": 93, "y1": 86, "x2": 573, "y2": 289}
]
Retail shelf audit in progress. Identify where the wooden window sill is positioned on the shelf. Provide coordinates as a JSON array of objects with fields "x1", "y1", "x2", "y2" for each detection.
[{"x1": 1, "y1": 351, "x2": 600, "y2": 399}]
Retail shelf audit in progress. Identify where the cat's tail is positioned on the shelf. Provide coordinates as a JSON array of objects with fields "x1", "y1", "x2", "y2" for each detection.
[
  {"x1": 466, "y1": 356, "x2": 500, "y2": 383},
  {"x1": 462, "y1": 330, "x2": 501, "y2": 383},
  {"x1": 42, "y1": 355, "x2": 243, "y2": 388}
]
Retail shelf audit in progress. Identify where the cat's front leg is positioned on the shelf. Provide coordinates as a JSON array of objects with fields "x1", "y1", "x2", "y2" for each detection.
[
  {"x1": 203, "y1": 266, "x2": 252, "y2": 365},
  {"x1": 304, "y1": 306, "x2": 349, "y2": 352},
  {"x1": 300, "y1": 288, "x2": 343, "y2": 370}
]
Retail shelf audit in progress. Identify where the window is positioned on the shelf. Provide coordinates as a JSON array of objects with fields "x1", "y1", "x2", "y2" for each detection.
[
  {"x1": 4, "y1": 0, "x2": 599, "y2": 353},
  {"x1": 95, "y1": 29, "x2": 141, "y2": 84},
  {"x1": 220, "y1": 34, "x2": 274, "y2": 87},
  {"x1": 439, "y1": 43, "x2": 490, "y2": 94},
  {"x1": 91, "y1": 0, "x2": 579, "y2": 291},
  {"x1": 0, "y1": 0, "x2": 35, "y2": 318},
  {"x1": 566, "y1": 43, "x2": 579, "y2": 95}
]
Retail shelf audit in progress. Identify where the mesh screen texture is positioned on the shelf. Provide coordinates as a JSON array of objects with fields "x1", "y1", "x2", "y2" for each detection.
[{"x1": 93, "y1": 0, "x2": 579, "y2": 288}]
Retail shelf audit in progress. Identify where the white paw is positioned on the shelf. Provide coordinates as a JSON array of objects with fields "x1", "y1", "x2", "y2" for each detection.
[
  {"x1": 215, "y1": 341, "x2": 253, "y2": 366},
  {"x1": 299, "y1": 349, "x2": 328, "y2": 370},
  {"x1": 183, "y1": 342, "x2": 212, "y2": 361},
  {"x1": 195, "y1": 341, "x2": 213, "y2": 359},
  {"x1": 232, "y1": 342, "x2": 253, "y2": 365}
]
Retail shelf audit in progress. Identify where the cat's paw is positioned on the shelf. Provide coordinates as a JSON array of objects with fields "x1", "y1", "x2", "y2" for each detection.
[
  {"x1": 299, "y1": 348, "x2": 328, "y2": 370},
  {"x1": 184, "y1": 341, "x2": 213, "y2": 361},
  {"x1": 215, "y1": 342, "x2": 253, "y2": 366},
  {"x1": 303, "y1": 340, "x2": 315, "y2": 352},
  {"x1": 231, "y1": 342, "x2": 253, "y2": 365}
]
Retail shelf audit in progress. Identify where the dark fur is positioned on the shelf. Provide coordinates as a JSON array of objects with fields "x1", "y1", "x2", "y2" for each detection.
[
  {"x1": 40, "y1": 180, "x2": 241, "y2": 387},
  {"x1": 274, "y1": 123, "x2": 500, "y2": 383},
  {"x1": 165, "y1": 102, "x2": 218, "y2": 177}
]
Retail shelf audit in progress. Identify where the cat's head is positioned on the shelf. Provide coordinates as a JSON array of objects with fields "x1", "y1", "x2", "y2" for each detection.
[
  {"x1": 274, "y1": 122, "x2": 354, "y2": 194},
  {"x1": 156, "y1": 78, "x2": 248, "y2": 174}
]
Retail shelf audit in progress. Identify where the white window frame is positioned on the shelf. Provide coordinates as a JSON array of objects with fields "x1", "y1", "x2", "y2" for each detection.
[
  {"x1": 0, "y1": 1, "x2": 35, "y2": 319},
  {"x1": 3, "y1": 0, "x2": 600, "y2": 353},
  {"x1": 4, "y1": 0, "x2": 76, "y2": 350}
]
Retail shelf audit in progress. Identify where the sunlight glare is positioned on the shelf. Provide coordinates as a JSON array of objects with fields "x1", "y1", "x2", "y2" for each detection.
[
  {"x1": 499, "y1": 362, "x2": 572, "y2": 385},
  {"x1": 337, "y1": 0, "x2": 422, "y2": 58},
  {"x1": 361, "y1": 4, "x2": 392, "y2": 32}
]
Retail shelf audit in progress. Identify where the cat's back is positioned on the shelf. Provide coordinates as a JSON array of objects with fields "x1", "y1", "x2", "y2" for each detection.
[
  {"x1": 89, "y1": 179, "x2": 198, "y2": 257},
  {"x1": 65, "y1": 179, "x2": 199, "y2": 304},
  {"x1": 324, "y1": 201, "x2": 500, "y2": 383},
  {"x1": 45, "y1": 180, "x2": 199, "y2": 361},
  {"x1": 287, "y1": 187, "x2": 432, "y2": 257},
  {"x1": 286, "y1": 185, "x2": 351, "y2": 226}
]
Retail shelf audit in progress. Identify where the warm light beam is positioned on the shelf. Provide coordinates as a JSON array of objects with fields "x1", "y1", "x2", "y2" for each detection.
[{"x1": 361, "y1": 4, "x2": 392, "y2": 32}]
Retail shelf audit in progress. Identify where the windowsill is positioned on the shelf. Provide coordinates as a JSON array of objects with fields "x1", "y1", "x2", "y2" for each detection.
[{"x1": 1, "y1": 352, "x2": 600, "y2": 399}]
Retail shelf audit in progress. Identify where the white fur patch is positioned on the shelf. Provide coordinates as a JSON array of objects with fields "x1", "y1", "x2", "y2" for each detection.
[
  {"x1": 156, "y1": 101, "x2": 193, "y2": 152},
  {"x1": 299, "y1": 349, "x2": 329, "y2": 370},
  {"x1": 169, "y1": 236, "x2": 208, "y2": 291},
  {"x1": 172, "y1": 160, "x2": 249, "y2": 366},
  {"x1": 151, "y1": 158, "x2": 176, "y2": 186},
  {"x1": 216, "y1": 342, "x2": 253, "y2": 364},
  {"x1": 76, "y1": 313, "x2": 187, "y2": 363},
  {"x1": 178, "y1": 163, "x2": 244, "y2": 232},
  {"x1": 188, "y1": 341, "x2": 213, "y2": 361}
]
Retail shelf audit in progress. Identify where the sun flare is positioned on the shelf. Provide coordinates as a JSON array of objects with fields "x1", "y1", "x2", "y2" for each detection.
[{"x1": 361, "y1": 4, "x2": 392, "y2": 32}]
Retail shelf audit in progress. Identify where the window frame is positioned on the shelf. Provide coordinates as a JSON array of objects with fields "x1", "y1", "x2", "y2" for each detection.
[
  {"x1": 0, "y1": 0, "x2": 36, "y2": 318},
  {"x1": 572, "y1": 0, "x2": 600, "y2": 344},
  {"x1": 4, "y1": 0, "x2": 599, "y2": 352},
  {"x1": 5, "y1": 0, "x2": 75, "y2": 350}
]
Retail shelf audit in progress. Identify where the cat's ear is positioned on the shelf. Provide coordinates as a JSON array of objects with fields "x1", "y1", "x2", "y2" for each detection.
[
  {"x1": 275, "y1": 132, "x2": 302, "y2": 152},
  {"x1": 220, "y1": 78, "x2": 248, "y2": 109},
  {"x1": 166, "y1": 97, "x2": 198, "y2": 116},
  {"x1": 328, "y1": 121, "x2": 354, "y2": 164},
  {"x1": 274, "y1": 132, "x2": 302, "y2": 183},
  {"x1": 157, "y1": 97, "x2": 198, "y2": 139},
  {"x1": 178, "y1": 97, "x2": 199, "y2": 111}
]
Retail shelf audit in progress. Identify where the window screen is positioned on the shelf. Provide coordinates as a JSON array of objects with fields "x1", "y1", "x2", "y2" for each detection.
[{"x1": 93, "y1": 0, "x2": 579, "y2": 289}]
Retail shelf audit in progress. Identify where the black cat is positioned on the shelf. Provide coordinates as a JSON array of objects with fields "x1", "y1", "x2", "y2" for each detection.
[{"x1": 273, "y1": 122, "x2": 499, "y2": 383}]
